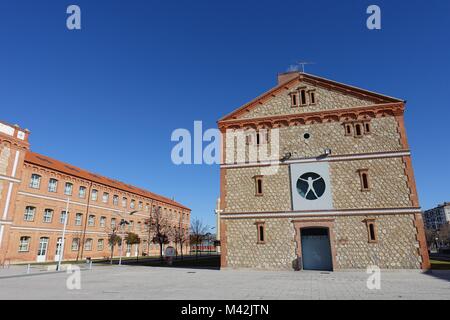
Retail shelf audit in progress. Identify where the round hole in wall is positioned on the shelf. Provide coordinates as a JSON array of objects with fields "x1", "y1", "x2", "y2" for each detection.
[{"x1": 303, "y1": 133, "x2": 311, "y2": 139}]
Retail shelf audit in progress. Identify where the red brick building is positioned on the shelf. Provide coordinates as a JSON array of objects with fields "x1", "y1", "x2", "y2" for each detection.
[{"x1": 0, "y1": 120, "x2": 190, "y2": 264}]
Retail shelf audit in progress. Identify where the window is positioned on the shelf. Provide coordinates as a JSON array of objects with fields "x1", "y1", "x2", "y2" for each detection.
[
  {"x1": 29, "y1": 174, "x2": 41, "y2": 189},
  {"x1": 254, "y1": 175, "x2": 263, "y2": 196},
  {"x1": 364, "y1": 121, "x2": 371, "y2": 134},
  {"x1": 79, "y1": 186, "x2": 86, "y2": 198},
  {"x1": 138, "y1": 201, "x2": 143, "y2": 210},
  {"x1": 256, "y1": 222, "x2": 265, "y2": 244},
  {"x1": 91, "y1": 189, "x2": 98, "y2": 201},
  {"x1": 290, "y1": 92, "x2": 299, "y2": 107},
  {"x1": 97, "y1": 239, "x2": 104, "y2": 250},
  {"x1": 365, "y1": 219, "x2": 377, "y2": 243},
  {"x1": 19, "y1": 236, "x2": 30, "y2": 252},
  {"x1": 60, "y1": 211, "x2": 68, "y2": 224},
  {"x1": 75, "y1": 213, "x2": 83, "y2": 226},
  {"x1": 358, "y1": 169, "x2": 370, "y2": 191},
  {"x1": 113, "y1": 195, "x2": 119, "y2": 206},
  {"x1": 84, "y1": 238, "x2": 93, "y2": 251},
  {"x1": 71, "y1": 238, "x2": 80, "y2": 251},
  {"x1": 145, "y1": 203, "x2": 149, "y2": 212},
  {"x1": 100, "y1": 216, "x2": 106, "y2": 227},
  {"x1": 48, "y1": 178, "x2": 58, "y2": 192},
  {"x1": 122, "y1": 197, "x2": 127, "y2": 208},
  {"x1": 309, "y1": 90, "x2": 316, "y2": 105},
  {"x1": 354, "y1": 123, "x2": 363, "y2": 137},
  {"x1": 130, "y1": 200, "x2": 136, "y2": 209},
  {"x1": 300, "y1": 89, "x2": 307, "y2": 105},
  {"x1": 344, "y1": 123, "x2": 353, "y2": 136},
  {"x1": 129, "y1": 220, "x2": 134, "y2": 231},
  {"x1": 111, "y1": 218, "x2": 117, "y2": 229},
  {"x1": 64, "y1": 182, "x2": 73, "y2": 195},
  {"x1": 43, "y1": 209, "x2": 53, "y2": 223},
  {"x1": 88, "y1": 215, "x2": 95, "y2": 226},
  {"x1": 24, "y1": 206, "x2": 36, "y2": 221},
  {"x1": 102, "y1": 192, "x2": 109, "y2": 203}
]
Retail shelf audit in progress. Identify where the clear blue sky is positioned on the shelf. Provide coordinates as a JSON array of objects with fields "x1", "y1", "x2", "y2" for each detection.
[{"x1": 1, "y1": 0, "x2": 449, "y2": 227}]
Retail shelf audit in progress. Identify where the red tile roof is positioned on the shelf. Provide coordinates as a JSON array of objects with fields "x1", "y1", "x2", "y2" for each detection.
[{"x1": 24, "y1": 151, "x2": 190, "y2": 211}]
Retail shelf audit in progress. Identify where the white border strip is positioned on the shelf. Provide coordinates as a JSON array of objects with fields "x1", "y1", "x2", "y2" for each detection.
[
  {"x1": 17, "y1": 191, "x2": 151, "y2": 218},
  {"x1": 221, "y1": 207, "x2": 422, "y2": 219},
  {"x1": 0, "y1": 174, "x2": 21, "y2": 183},
  {"x1": 10, "y1": 226, "x2": 108, "y2": 236},
  {"x1": 221, "y1": 151, "x2": 411, "y2": 169}
]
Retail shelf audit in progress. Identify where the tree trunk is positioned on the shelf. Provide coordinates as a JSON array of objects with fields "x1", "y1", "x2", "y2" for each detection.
[{"x1": 110, "y1": 244, "x2": 114, "y2": 264}]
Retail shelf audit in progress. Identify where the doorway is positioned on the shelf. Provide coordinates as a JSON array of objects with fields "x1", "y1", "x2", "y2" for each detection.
[
  {"x1": 300, "y1": 227, "x2": 333, "y2": 271},
  {"x1": 37, "y1": 237, "x2": 49, "y2": 262}
]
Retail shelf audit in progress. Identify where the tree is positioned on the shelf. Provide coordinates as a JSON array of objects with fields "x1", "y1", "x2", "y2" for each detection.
[
  {"x1": 173, "y1": 222, "x2": 189, "y2": 259},
  {"x1": 125, "y1": 232, "x2": 141, "y2": 262},
  {"x1": 190, "y1": 218, "x2": 208, "y2": 258},
  {"x1": 147, "y1": 206, "x2": 171, "y2": 260},
  {"x1": 108, "y1": 230, "x2": 122, "y2": 264}
]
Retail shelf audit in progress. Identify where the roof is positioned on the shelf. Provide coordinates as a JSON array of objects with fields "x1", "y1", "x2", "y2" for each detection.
[
  {"x1": 218, "y1": 72, "x2": 404, "y2": 122},
  {"x1": 24, "y1": 151, "x2": 190, "y2": 211}
]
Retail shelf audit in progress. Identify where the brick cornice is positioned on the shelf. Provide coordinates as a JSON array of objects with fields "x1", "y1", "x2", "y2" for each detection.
[{"x1": 218, "y1": 102, "x2": 405, "y2": 130}]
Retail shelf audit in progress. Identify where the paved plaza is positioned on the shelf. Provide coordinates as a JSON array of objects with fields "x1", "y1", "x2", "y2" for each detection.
[{"x1": 0, "y1": 264, "x2": 449, "y2": 300}]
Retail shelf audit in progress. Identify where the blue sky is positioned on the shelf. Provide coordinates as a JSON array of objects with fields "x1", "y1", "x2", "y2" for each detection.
[{"x1": 1, "y1": 0, "x2": 449, "y2": 227}]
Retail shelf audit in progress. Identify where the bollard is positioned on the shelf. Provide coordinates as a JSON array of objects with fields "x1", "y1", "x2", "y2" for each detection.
[
  {"x1": 89, "y1": 260, "x2": 92, "y2": 270},
  {"x1": 26, "y1": 264, "x2": 31, "y2": 274}
]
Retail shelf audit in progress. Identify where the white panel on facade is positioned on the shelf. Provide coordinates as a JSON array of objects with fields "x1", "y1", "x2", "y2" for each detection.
[
  {"x1": 290, "y1": 162, "x2": 334, "y2": 211},
  {"x1": 0, "y1": 123, "x2": 14, "y2": 136}
]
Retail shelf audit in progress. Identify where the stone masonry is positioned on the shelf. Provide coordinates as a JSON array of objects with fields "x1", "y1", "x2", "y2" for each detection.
[{"x1": 218, "y1": 72, "x2": 429, "y2": 271}]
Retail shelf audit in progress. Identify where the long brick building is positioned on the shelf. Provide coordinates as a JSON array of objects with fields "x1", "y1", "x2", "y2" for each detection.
[
  {"x1": 0, "y1": 121, "x2": 190, "y2": 264},
  {"x1": 218, "y1": 72, "x2": 429, "y2": 270}
]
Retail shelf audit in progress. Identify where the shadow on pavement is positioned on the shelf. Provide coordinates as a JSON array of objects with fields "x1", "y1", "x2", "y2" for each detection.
[{"x1": 96, "y1": 254, "x2": 221, "y2": 270}]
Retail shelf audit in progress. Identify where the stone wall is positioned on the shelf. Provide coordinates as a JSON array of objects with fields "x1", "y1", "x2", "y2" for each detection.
[
  {"x1": 334, "y1": 214, "x2": 421, "y2": 269},
  {"x1": 223, "y1": 213, "x2": 421, "y2": 270},
  {"x1": 330, "y1": 157, "x2": 412, "y2": 209},
  {"x1": 238, "y1": 82, "x2": 376, "y2": 120},
  {"x1": 225, "y1": 218, "x2": 297, "y2": 270},
  {"x1": 225, "y1": 157, "x2": 412, "y2": 213},
  {"x1": 224, "y1": 116, "x2": 403, "y2": 164}
]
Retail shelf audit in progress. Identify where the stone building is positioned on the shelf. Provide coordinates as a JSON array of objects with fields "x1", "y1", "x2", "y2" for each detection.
[
  {"x1": 0, "y1": 121, "x2": 190, "y2": 264},
  {"x1": 423, "y1": 203, "x2": 450, "y2": 230},
  {"x1": 217, "y1": 72, "x2": 429, "y2": 270}
]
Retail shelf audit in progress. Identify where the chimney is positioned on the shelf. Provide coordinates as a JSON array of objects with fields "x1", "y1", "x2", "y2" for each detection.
[{"x1": 277, "y1": 71, "x2": 300, "y2": 85}]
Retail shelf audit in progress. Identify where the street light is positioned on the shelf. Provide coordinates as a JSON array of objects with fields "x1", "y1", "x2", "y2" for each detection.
[{"x1": 118, "y1": 210, "x2": 138, "y2": 266}]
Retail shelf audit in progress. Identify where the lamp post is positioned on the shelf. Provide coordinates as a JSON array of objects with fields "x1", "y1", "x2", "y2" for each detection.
[
  {"x1": 117, "y1": 210, "x2": 138, "y2": 266},
  {"x1": 56, "y1": 198, "x2": 70, "y2": 271}
]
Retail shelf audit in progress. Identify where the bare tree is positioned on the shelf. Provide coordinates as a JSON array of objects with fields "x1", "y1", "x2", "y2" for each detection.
[
  {"x1": 190, "y1": 218, "x2": 208, "y2": 258},
  {"x1": 173, "y1": 220, "x2": 189, "y2": 259},
  {"x1": 147, "y1": 206, "x2": 170, "y2": 260}
]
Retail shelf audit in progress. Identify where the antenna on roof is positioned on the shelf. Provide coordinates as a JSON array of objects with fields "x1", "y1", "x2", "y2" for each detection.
[{"x1": 289, "y1": 61, "x2": 316, "y2": 73}]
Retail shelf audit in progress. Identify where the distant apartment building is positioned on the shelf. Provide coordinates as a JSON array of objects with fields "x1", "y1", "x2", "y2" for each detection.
[
  {"x1": 423, "y1": 203, "x2": 450, "y2": 230},
  {"x1": 0, "y1": 120, "x2": 190, "y2": 264}
]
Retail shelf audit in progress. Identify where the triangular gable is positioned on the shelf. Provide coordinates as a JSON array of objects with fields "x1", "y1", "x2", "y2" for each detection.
[{"x1": 219, "y1": 72, "x2": 404, "y2": 122}]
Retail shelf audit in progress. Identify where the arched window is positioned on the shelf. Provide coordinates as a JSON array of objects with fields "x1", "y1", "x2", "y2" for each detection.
[
  {"x1": 358, "y1": 169, "x2": 370, "y2": 191},
  {"x1": 24, "y1": 206, "x2": 36, "y2": 221},
  {"x1": 256, "y1": 222, "x2": 265, "y2": 244},
  {"x1": 43, "y1": 209, "x2": 53, "y2": 223},
  {"x1": 355, "y1": 123, "x2": 363, "y2": 137},
  {"x1": 30, "y1": 174, "x2": 41, "y2": 189}
]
